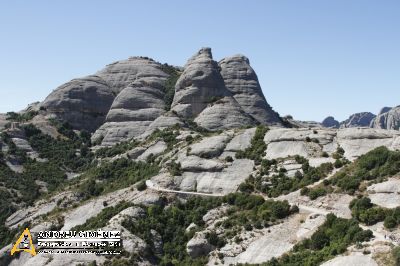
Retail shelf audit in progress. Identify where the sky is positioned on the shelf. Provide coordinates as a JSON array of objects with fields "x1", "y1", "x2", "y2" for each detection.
[{"x1": 0, "y1": 1, "x2": 399, "y2": 122}]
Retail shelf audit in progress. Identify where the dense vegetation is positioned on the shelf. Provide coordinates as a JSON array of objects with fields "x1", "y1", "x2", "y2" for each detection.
[
  {"x1": 259, "y1": 214, "x2": 373, "y2": 266},
  {"x1": 215, "y1": 194, "x2": 295, "y2": 241},
  {"x1": 331, "y1": 146, "x2": 400, "y2": 194},
  {"x1": 240, "y1": 156, "x2": 334, "y2": 198},
  {"x1": 0, "y1": 188, "x2": 18, "y2": 249},
  {"x1": 236, "y1": 125, "x2": 269, "y2": 164},
  {"x1": 350, "y1": 196, "x2": 400, "y2": 228},
  {"x1": 77, "y1": 158, "x2": 159, "y2": 200},
  {"x1": 160, "y1": 63, "x2": 181, "y2": 111},
  {"x1": 6, "y1": 111, "x2": 38, "y2": 122},
  {"x1": 148, "y1": 127, "x2": 180, "y2": 150},
  {"x1": 95, "y1": 139, "x2": 138, "y2": 158},
  {"x1": 110, "y1": 193, "x2": 295, "y2": 265},
  {"x1": 23, "y1": 124, "x2": 93, "y2": 172}
]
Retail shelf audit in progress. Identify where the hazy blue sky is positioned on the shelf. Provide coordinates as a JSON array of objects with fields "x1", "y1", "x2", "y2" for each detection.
[{"x1": 0, "y1": 1, "x2": 399, "y2": 121}]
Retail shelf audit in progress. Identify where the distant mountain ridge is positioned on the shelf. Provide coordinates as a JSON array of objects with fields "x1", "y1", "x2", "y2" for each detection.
[{"x1": 321, "y1": 107, "x2": 400, "y2": 131}]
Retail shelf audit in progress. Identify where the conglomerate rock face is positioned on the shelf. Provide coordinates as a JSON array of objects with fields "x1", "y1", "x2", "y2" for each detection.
[
  {"x1": 41, "y1": 75, "x2": 115, "y2": 132},
  {"x1": 40, "y1": 48, "x2": 286, "y2": 145},
  {"x1": 171, "y1": 48, "x2": 231, "y2": 118},
  {"x1": 340, "y1": 112, "x2": 376, "y2": 128},
  {"x1": 370, "y1": 106, "x2": 400, "y2": 130},
  {"x1": 219, "y1": 54, "x2": 282, "y2": 125}
]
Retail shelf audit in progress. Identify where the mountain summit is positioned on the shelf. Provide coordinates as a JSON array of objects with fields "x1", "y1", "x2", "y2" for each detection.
[{"x1": 41, "y1": 48, "x2": 282, "y2": 146}]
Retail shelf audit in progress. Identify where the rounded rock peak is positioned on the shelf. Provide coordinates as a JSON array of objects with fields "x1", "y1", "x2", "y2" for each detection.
[
  {"x1": 196, "y1": 47, "x2": 213, "y2": 58},
  {"x1": 379, "y1": 107, "x2": 392, "y2": 115},
  {"x1": 219, "y1": 54, "x2": 250, "y2": 65}
]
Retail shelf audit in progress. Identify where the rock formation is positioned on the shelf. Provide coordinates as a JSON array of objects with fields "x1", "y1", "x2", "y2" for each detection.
[
  {"x1": 41, "y1": 75, "x2": 115, "y2": 132},
  {"x1": 321, "y1": 116, "x2": 339, "y2": 128},
  {"x1": 370, "y1": 106, "x2": 400, "y2": 130},
  {"x1": 340, "y1": 112, "x2": 376, "y2": 128},
  {"x1": 171, "y1": 48, "x2": 256, "y2": 130},
  {"x1": 219, "y1": 55, "x2": 282, "y2": 125},
  {"x1": 39, "y1": 48, "x2": 285, "y2": 145}
]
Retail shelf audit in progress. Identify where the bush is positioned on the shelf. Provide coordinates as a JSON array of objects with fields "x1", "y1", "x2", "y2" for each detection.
[
  {"x1": 159, "y1": 64, "x2": 181, "y2": 111},
  {"x1": 384, "y1": 216, "x2": 397, "y2": 229},
  {"x1": 332, "y1": 146, "x2": 400, "y2": 193},
  {"x1": 22, "y1": 124, "x2": 93, "y2": 172},
  {"x1": 6, "y1": 111, "x2": 38, "y2": 122},
  {"x1": 96, "y1": 140, "x2": 138, "y2": 158},
  {"x1": 350, "y1": 197, "x2": 400, "y2": 228},
  {"x1": 393, "y1": 246, "x2": 400, "y2": 266},
  {"x1": 225, "y1": 156, "x2": 233, "y2": 162},
  {"x1": 77, "y1": 158, "x2": 159, "y2": 200},
  {"x1": 136, "y1": 181, "x2": 147, "y2": 191},
  {"x1": 168, "y1": 161, "x2": 182, "y2": 176}
]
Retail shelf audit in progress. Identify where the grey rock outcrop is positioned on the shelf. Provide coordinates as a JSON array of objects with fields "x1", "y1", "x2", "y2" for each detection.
[
  {"x1": 92, "y1": 58, "x2": 173, "y2": 144},
  {"x1": 340, "y1": 112, "x2": 376, "y2": 128},
  {"x1": 378, "y1": 106, "x2": 392, "y2": 115},
  {"x1": 41, "y1": 75, "x2": 115, "y2": 132},
  {"x1": 194, "y1": 96, "x2": 255, "y2": 130},
  {"x1": 41, "y1": 48, "x2": 285, "y2": 143},
  {"x1": 370, "y1": 106, "x2": 400, "y2": 130},
  {"x1": 171, "y1": 48, "x2": 256, "y2": 130},
  {"x1": 321, "y1": 116, "x2": 339, "y2": 128},
  {"x1": 219, "y1": 55, "x2": 282, "y2": 125},
  {"x1": 186, "y1": 231, "x2": 215, "y2": 258},
  {"x1": 171, "y1": 48, "x2": 231, "y2": 118}
]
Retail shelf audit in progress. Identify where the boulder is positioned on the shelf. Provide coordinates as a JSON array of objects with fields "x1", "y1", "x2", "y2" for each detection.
[{"x1": 186, "y1": 231, "x2": 214, "y2": 258}]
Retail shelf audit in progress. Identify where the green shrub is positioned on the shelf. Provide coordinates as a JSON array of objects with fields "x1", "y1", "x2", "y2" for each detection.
[
  {"x1": 225, "y1": 156, "x2": 233, "y2": 162},
  {"x1": 159, "y1": 64, "x2": 181, "y2": 111},
  {"x1": 148, "y1": 128, "x2": 179, "y2": 149},
  {"x1": 23, "y1": 124, "x2": 94, "y2": 172},
  {"x1": 350, "y1": 197, "x2": 400, "y2": 228},
  {"x1": 96, "y1": 140, "x2": 138, "y2": 158},
  {"x1": 393, "y1": 246, "x2": 400, "y2": 266},
  {"x1": 332, "y1": 146, "x2": 400, "y2": 193},
  {"x1": 168, "y1": 161, "x2": 182, "y2": 176},
  {"x1": 6, "y1": 111, "x2": 38, "y2": 122},
  {"x1": 77, "y1": 158, "x2": 159, "y2": 200},
  {"x1": 384, "y1": 216, "x2": 397, "y2": 229},
  {"x1": 137, "y1": 180, "x2": 147, "y2": 191}
]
